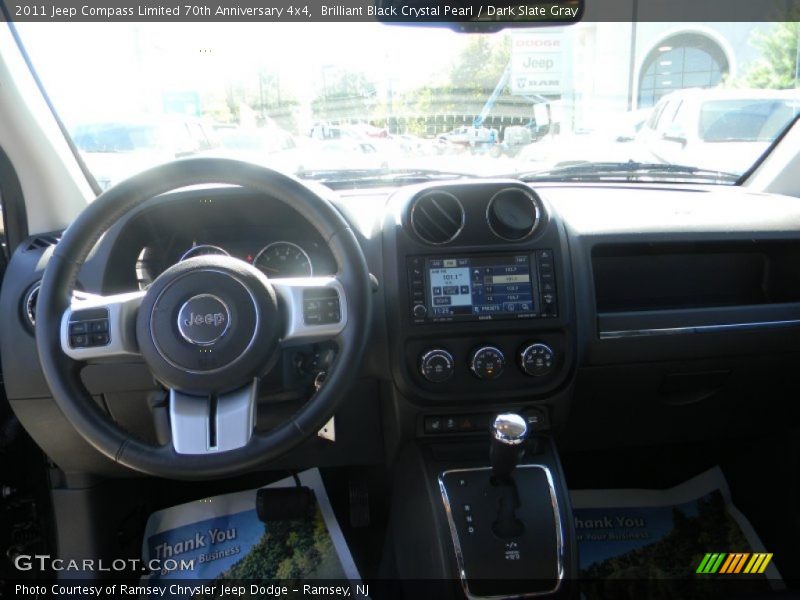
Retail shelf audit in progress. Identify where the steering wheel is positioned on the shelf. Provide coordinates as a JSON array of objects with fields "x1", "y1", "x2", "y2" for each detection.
[{"x1": 35, "y1": 158, "x2": 371, "y2": 480}]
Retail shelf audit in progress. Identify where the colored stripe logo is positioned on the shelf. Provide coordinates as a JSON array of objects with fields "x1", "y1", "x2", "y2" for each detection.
[{"x1": 696, "y1": 553, "x2": 773, "y2": 574}]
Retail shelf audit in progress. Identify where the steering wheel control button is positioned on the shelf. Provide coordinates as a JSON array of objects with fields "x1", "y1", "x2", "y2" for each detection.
[
  {"x1": 303, "y1": 289, "x2": 341, "y2": 325},
  {"x1": 177, "y1": 294, "x2": 231, "y2": 346},
  {"x1": 519, "y1": 343, "x2": 555, "y2": 377},
  {"x1": 70, "y1": 334, "x2": 89, "y2": 348},
  {"x1": 420, "y1": 349, "x2": 455, "y2": 382},
  {"x1": 89, "y1": 320, "x2": 108, "y2": 333},
  {"x1": 469, "y1": 346, "x2": 505, "y2": 380},
  {"x1": 69, "y1": 308, "x2": 110, "y2": 348},
  {"x1": 69, "y1": 322, "x2": 88, "y2": 335}
]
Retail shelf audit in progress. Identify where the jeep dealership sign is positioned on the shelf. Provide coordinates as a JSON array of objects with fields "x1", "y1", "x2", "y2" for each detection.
[{"x1": 511, "y1": 30, "x2": 566, "y2": 95}]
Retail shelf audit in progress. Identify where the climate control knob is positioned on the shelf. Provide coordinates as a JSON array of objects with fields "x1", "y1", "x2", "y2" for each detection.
[
  {"x1": 519, "y1": 343, "x2": 555, "y2": 377},
  {"x1": 469, "y1": 346, "x2": 505, "y2": 380},
  {"x1": 420, "y1": 349, "x2": 455, "y2": 383}
]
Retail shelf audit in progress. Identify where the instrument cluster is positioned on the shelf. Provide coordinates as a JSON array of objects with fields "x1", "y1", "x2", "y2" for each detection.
[
  {"x1": 137, "y1": 225, "x2": 336, "y2": 289},
  {"x1": 179, "y1": 240, "x2": 314, "y2": 277}
]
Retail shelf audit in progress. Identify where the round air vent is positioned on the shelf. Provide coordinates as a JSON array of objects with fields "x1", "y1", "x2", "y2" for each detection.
[
  {"x1": 23, "y1": 282, "x2": 41, "y2": 329},
  {"x1": 486, "y1": 187, "x2": 542, "y2": 241},
  {"x1": 410, "y1": 190, "x2": 465, "y2": 245}
]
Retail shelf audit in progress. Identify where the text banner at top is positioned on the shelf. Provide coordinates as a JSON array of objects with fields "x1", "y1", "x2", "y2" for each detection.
[
  {"x1": 2, "y1": 0, "x2": 799, "y2": 22},
  {"x1": 3, "y1": 0, "x2": 583, "y2": 22}
]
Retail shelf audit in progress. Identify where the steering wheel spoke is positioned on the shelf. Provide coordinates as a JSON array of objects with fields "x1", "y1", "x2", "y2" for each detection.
[
  {"x1": 60, "y1": 291, "x2": 145, "y2": 361},
  {"x1": 169, "y1": 380, "x2": 257, "y2": 455},
  {"x1": 271, "y1": 276, "x2": 347, "y2": 345}
]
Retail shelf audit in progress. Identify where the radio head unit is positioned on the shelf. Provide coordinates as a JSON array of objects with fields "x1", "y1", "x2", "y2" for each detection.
[{"x1": 407, "y1": 251, "x2": 558, "y2": 323}]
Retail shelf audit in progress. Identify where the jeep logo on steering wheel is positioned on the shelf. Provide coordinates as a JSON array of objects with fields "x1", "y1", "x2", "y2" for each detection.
[{"x1": 177, "y1": 294, "x2": 231, "y2": 346}]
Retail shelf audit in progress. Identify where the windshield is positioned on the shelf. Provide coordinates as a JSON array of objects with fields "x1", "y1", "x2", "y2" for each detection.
[
  {"x1": 699, "y1": 99, "x2": 800, "y2": 142},
  {"x1": 14, "y1": 21, "x2": 800, "y2": 189}
]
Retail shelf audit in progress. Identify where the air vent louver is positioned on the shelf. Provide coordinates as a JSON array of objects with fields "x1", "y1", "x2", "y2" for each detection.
[
  {"x1": 25, "y1": 234, "x2": 60, "y2": 252},
  {"x1": 409, "y1": 191, "x2": 464, "y2": 245}
]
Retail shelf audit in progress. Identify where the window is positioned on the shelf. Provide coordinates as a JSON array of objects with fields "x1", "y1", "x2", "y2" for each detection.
[
  {"x1": 639, "y1": 33, "x2": 729, "y2": 108},
  {"x1": 699, "y1": 99, "x2": 800, "y2": 142}
]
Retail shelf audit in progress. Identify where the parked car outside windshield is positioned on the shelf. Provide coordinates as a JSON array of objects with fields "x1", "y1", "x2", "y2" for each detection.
[{"x1": 637, "y1": 89, "x2": 800, "y2": 174}]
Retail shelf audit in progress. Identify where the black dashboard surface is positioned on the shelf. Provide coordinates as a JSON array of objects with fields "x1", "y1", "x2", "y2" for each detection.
[{"x1": 3, "y1": 180, "x2": 800, "y2": 474}]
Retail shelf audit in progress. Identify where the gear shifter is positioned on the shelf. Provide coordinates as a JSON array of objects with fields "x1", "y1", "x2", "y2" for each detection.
[
  {"x1": 438, "y1": 411, "x2": 563, "y2": 597},
  {"x1": 490, "y1": 413, "x2": 528, "y2": 483},
  {"x1": 490, "y1": 413, "x2": 528, "y2": 538}
]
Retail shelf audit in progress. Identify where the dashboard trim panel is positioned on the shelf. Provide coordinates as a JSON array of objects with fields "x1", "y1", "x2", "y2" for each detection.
[
  {"x1": 598, "y1": 318, "x2": 800, "y2": 339},
  {"x1": 438, "y1": 465, "x2": 565, "y2": 600}
]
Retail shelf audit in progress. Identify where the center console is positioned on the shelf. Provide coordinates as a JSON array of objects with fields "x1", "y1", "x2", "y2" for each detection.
[
  {"x1": 382, "y1": 181, "x2": 577, "y2": 597},
  {"x1": 389, "y1": 414, "x2": 577, "y2": 599},
  {"x1": 383, "y1": 179, "x2": 575, "y2": 405},
  {"x1": 438, "y1": 414, "x2": 567, "y2": 597}
]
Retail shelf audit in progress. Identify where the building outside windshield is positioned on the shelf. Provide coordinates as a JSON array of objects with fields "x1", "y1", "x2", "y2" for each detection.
[{"x1": 14, "y1": 18, "x2": 800, "y2": 189}]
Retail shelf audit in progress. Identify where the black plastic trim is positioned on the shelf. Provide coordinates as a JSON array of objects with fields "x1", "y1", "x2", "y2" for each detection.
[{"x1": 0, "y1": 145, "x2": 28, "y2": 255}]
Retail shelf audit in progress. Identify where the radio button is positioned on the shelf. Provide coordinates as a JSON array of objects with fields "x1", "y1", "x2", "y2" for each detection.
[
  {"x1": 519, "y1": 343, "x2": 555, "y2": 377},
  {"x1": 469, "y1": 346, "x2": 505, "y2": 380},
  {"x1": 413, "y1": 304, "x2": 428, "y2": 319}
]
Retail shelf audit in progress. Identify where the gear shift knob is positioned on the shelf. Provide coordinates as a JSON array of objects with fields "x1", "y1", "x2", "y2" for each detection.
[{"x1": 490, "y1": 413, "x2": 528, "y2": 482}]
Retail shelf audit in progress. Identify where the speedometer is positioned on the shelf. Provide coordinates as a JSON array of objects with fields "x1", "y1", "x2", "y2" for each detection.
[{"x1": 253, "y1": 242, "x2": 313, "y2": 278}]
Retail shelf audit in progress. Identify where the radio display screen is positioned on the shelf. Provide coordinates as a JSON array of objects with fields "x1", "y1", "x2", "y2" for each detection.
[{"x1": 426, "y1": 255, "x2": 536, "y2": 320}]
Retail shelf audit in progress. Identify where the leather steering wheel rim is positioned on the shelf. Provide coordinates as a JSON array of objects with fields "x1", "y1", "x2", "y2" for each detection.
[{"x1": 35, "y1": 158, "x2": 371, "y2": 480}]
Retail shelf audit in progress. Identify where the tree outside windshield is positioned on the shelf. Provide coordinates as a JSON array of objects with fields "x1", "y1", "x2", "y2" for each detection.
[{"x1": 14, "y1": 21, "x2": 800, "y2": 188}]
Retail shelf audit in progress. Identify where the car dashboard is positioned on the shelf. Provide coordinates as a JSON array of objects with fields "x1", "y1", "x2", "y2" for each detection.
[{"x1": 3, "y1": 178, "x2": 800, "y2": 475}]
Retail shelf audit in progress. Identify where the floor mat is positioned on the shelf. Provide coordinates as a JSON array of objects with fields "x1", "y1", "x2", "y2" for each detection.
[
  {"x1": 141, "y1": 469, "x2": 364, "y2": 597},
  {"x1": 571, "y1": 466, "x2": 782, "y2": 598}
]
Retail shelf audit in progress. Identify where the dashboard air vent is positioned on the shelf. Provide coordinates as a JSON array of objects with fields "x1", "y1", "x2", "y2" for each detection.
[
  {"x1": 25, "y1": 234, "x2": 60, "y2": 252},
  {"x1": 487, "y1": 188, "x2": 542, "y2": 241},
  {"x1": 23, "y1": 282, "x2": 41, "y2": 329},
  {"x1": 410, "y1": 191, "x2": 465, "y2": 245}
]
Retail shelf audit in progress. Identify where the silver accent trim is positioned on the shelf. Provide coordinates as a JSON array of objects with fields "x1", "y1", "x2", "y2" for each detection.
[
  {"x1": 60, "y1": 291, "x2": 145, "y2": 360},
  {"x1": 486, "y1": 187, "x2": 542, "y2": 242},
  {"x1": 179, "y1": 244, "x2": 229, "y2": 262},
  {"x1": 270, "y1": 276, "x2": 347, "y2": 345},
  {"x1": 23, "y1": 282, "x2": 41, "y2": 328},
  {"x1": 253, "y1": 241, "x2": 314, "y2": 278},
  {"x1": 169, "y1": 381, "x2": 256, "y2": 454},
  {"x1": 419, "y1": 348, "x2": 455, "y2": 382},
  {"x1": 438, "y1": 465, "x2": 565, "y2": 600},
  {"x1": 176, "y1": 293, "x2": 231, "y2": 346},
  {"x1": 519, "y1": 343, "x2": 555, "y2": 377},
  {"x1": 598, "y1": 318, "x2": 800, "y2": 340},
  {"x1": 410, "y1": 190, "x2": 466, "y2": 245},
  {"x1": 491, "y1": 413, "x2": 528, "y2": 445}
]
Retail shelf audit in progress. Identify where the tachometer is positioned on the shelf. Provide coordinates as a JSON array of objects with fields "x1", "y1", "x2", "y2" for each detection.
[
  {"x1": 253, "y1": 242, "x2": 313, "y2": 278},
  {"x1": 179, "y1": 244, "x2": 229, "y2": 261}
]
